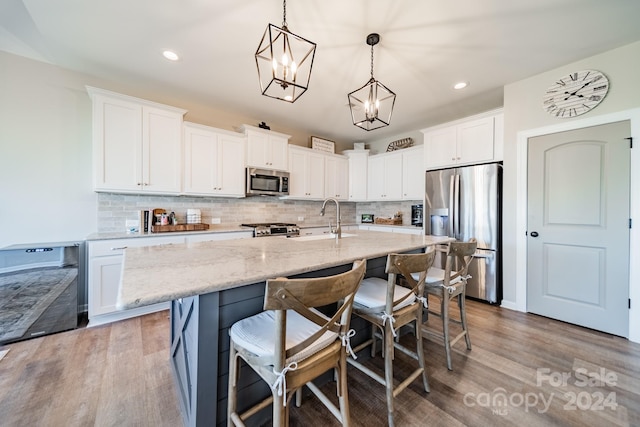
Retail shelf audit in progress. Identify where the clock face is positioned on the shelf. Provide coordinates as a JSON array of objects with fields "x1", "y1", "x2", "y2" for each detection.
[{"x1": 542, "y1": 70, "x2": 609, "y2": 118}]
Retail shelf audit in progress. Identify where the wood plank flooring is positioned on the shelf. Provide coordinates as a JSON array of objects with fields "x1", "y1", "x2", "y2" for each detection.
[{"x1": 1, "y1": 300, "x2": 638, "y2": 426}]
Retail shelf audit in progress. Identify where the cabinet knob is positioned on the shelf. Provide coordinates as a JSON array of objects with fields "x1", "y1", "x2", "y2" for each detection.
[{"x1": 137, "y1": 183, "x2": 142, "y2": 186}]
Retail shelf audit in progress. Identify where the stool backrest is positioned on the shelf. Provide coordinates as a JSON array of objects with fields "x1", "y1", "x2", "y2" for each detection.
[
  {"x1": 444, "y1": 238, "x2": 477, "y2": 286},
  {"x1": 383, "y1": 249, "x2": 436, "y2": 314},
  {"x1": 264, "y1": 259, "x2": 367, "y2": 365}
]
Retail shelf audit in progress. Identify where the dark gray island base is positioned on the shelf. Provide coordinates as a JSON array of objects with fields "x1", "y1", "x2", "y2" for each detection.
[
  {"x1": 170, "y1": 257, "x2": 390, "y2": 427},
  {"x1": 117, "y1": 231, "x2": 451, "y2": 426}
]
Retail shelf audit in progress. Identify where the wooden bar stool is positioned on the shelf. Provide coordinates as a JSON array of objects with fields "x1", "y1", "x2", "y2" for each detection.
[
  {"x1": 227, "y1": 260, "x2": 366, "y2": 427},
  {"x1": 418, "y1": 238, "x2": 477, "y2": 370},
  {"x1": 347, "y1": 249, "x2": 436, "y2": 427}
]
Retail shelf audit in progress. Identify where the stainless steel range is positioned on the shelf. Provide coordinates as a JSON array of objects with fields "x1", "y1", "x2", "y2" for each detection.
[{"x1": 241, "y1": 223, "x2": 300, "y2": 238}]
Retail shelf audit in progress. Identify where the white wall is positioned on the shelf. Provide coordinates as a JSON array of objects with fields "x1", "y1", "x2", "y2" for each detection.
[{"x1": 502, "y1": 40, "x2": 640, "y2": 341}]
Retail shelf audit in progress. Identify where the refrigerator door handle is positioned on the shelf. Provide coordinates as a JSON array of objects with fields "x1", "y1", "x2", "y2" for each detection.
[
  {"x1": 472, "y1": 251, "x2": 495, "y2": 259},
  {"x1": 453, "y1": 173, "x2": 460, "y2": 237},
  {"x1": 448, "y1": 174, "x2": 455, "y2": 237}
]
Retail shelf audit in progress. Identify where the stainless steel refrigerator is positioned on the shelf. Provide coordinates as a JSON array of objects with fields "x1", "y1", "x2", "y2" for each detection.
[{"x1": 425, "y1": 162, "x2": 502, "y2": 303}]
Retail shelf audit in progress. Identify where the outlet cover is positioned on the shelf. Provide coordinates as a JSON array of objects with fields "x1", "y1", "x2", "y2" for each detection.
[
  {"x1": 297, "y1": 216, "x2": 304, "y2": 221},
  {"x1": 211, "y1": 218, "x2": 221, "y2": 224}
]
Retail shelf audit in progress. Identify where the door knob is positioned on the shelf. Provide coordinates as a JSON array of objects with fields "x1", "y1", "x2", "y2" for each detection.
[{"x1": 530, "y1": 231, "x2": 539, "y2": 237}]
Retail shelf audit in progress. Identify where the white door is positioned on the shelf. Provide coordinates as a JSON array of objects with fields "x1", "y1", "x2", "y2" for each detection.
[{"x1": 527, "y1": 121, "x2": 630, "y2": 336}]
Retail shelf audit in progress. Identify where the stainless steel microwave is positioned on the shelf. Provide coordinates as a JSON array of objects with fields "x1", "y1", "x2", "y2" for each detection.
[{"x1": 246, "y1": 167, "x2": 289, "y2": 196}]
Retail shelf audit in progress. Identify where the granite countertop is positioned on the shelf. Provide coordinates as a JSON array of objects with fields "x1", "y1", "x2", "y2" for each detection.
[{"x1": 117, "y1": 230, "x2": 452, "y2": 310}]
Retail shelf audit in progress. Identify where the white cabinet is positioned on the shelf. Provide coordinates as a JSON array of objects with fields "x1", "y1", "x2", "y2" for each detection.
[
  {"x1": 183, "y1": 122, "x2": 246, "y2": 197},
  {"x1": 401, "y1": 145, "x2": 425, "y2": 200},
  {"x1": 87, "y1": 235, "x2": 185, "y2": 327},
  {"x1": 87, "y1": 87, "x2": 186, "y2": 194},
  {"x1": 289, "y1": 146, "x2": 325, "y2": 199},
  {"x1": 368, "y1": 151, "x2": 403, "y2": 200},
  {"x1": 422, "y1": 110, "x2": 503, "y2": 170},
  {"x1": 241, "y1": 124, "x2": 289, "y2": 170},
  {"x1": 359, "y1": 224, "x2": 423, "y2": 235},
  {"x1": 324, "y1": 154, "x2": 349, "y2": 200},
  {"x1": 344, "y1": 150, "x2": 369, "y2": 201}
]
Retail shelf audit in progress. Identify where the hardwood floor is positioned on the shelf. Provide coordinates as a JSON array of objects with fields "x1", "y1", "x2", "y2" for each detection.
[{"x1": 1, "y1": 300, "x2": 638, "y2": 426}]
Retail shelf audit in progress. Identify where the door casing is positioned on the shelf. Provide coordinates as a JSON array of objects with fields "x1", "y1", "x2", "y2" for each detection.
[{"x1": 512, "y1": 108, "x2": 640, "y2": 342}]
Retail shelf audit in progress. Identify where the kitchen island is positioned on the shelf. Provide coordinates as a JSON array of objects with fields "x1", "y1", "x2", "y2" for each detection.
[{"x1": 118, "y1": 230, "x2": 451, "y2": 427}]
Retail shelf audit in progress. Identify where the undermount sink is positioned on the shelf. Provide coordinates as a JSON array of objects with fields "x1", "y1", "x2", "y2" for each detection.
[{"x1": 286, "y1": 233, "x2": 356, "y2": 242}]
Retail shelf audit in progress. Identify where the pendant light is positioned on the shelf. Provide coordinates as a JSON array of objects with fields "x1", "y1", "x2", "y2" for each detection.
[
  {"x1": 255, "y1": 0, "x2": 316, "y2": 103},
  {"x1": 348, "y1": 33, "x2": 396, "y2": 131}
]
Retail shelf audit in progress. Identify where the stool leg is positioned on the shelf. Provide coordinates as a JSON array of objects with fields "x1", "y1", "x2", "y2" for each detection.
[
  {"x1": 415, "y1": 317, "x2": 430, "y2": 392},
  {"x1": 227, "y1": 344, "x2": 239, "y2": 427},
  {"x1": 459, "y1": 292, "x2": 472, "y2": 350},
  {"x1": 338, "y1": 353, "x2": 351, "y2": 427},
  {"x1": 442, "y1": 293, "x2": 452, "y2": 371},
  {"x1": 384, "y1": 322, "x2": 395, "y2": 427}
]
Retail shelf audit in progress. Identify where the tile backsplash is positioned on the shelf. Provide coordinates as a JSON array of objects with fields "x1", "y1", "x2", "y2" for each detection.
[{"x1": 97, "y1": 193, "x2": 422, "y2": 233}]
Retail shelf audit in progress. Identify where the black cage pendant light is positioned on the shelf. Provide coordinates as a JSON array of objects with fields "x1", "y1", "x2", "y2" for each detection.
[
  {"x1": 255, "y1": 0, "x2": 317, "y2": 103},
  {"x1": 348, "y1": 33, "x2": 396, "y2": 131}
]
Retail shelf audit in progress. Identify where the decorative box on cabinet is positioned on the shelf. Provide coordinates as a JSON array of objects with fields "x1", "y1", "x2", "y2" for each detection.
[
  {"x1": 288, "y1": 146, "x2": 325, "y2": 199},
  {"x1": 87, "y1": 86, "x2": 187, "y2": 194},
  {"x1": 422, "y1": 109, "x2": 503, "y2": 170},
  {"x1": 240, "y1": 124, "x2": 290, "y2": 171},
  {"x1": 183, "y1": 122, "x2": 246, "y2": 197},
  {"x1": 344, "y1": 150, "x2": 369, "y2": 201}
]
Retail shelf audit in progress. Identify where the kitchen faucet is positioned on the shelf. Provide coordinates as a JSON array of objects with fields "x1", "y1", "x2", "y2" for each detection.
[{"x1": 320, "y1": 198, "x2": 341, "y2": 239}]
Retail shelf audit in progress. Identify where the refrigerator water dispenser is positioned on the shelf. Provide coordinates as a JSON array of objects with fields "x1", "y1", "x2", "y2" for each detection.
[{"x1": 430, "y1": 209, "x2": 449, "y2": 236}]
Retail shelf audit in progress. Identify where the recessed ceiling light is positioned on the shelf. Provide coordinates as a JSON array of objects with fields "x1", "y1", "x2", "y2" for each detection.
[
  {"x1": 453, "y1": 81, "x2": 468, "y2": 90},
  {"x1": 162, "y1": 50, "x2": 179, "y2": 61}
]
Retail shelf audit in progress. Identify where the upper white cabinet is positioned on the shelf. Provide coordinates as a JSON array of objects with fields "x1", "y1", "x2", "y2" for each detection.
[
  {"x1": 241, "y1": 124, "x2": 289, "y2": 171},
  {"x1": 401, "y1": 145, "x2": 425, "y2": 200},
  {"x1": 289, "y1": 146, "x2": 325, "y2": 199},
  {"x1": 87, "y1": 87, "x2": 186, "y2": 194},
  {"x1": 344, "y1": 150, "x2": 369, "y2": 201},
  {"x1": 183, "y1": 122, "x2": 246, "y2": 197},
  {"x1": 368, "y1": 151, "x2": 403, "y2": 201},
  {"x1": 422, "y1": 109, "x2": 503, "y2": 170},
  {"x1": 324, "y1": 154, "x2": 349, "y2": 200}
]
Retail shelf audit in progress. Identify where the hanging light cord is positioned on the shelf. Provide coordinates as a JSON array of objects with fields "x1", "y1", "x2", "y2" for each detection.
[
  {"x1": 370, "y1": 44, "x2": 375, "y2": 79},
  {"x1": 282, "y1": 0, "x2": 288, "y2": 28}
]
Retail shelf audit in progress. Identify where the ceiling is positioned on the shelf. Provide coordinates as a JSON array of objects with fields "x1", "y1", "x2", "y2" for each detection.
[{"x1": 2, "y1": 0, "x2": 640, "y2": 144}]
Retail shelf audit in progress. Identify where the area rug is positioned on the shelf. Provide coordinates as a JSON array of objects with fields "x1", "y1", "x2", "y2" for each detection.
[{"x1": 0, "y1": 268, "x2": 77, "y2": 343}]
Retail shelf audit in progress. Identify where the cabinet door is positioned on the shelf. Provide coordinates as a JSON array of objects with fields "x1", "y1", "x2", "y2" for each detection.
[
  {"x1": 217, "y1": 134, "x2": 246, "y2": 196},
  {"x1": 184, "y1": 125, "x2": 217, "y2": 195},
  {"x1": 424, "y1": 126, "x2": 457, "y2": 169},
  {"x1": 347, "y1": 152, "x2": 368, "y2": 201},
  {"x1": 267, "y1": 135, "x2": 289, "y2": 171},
  {"x1": 247, "y1": 132, "x2": 288, "y2": 170},
  {"x1": 367, "y1": 156, "x2": 385, "y2": 200},
  {"x1": 402, "y1": 146, "x2": 425, "y2": 200},
  {"x1": 143, "y1": 106, "x2": 183, "y2": 193},
  {"x1": 383, "y1": 152, "x2": 403, "y2": 200},
  {"x1": 457, "y1": 116, "x2": 494, "y2": 165},
  {"x1": 288, "y1": 147, "x2": 323, "y2": 199},
  {"x1": 89, "y1": 255, "x2": 122, "y2": 316},
  {"x1": 325, "y1": 156, "x2": 348, "y2": 200},
  {"x1": 93, "y1": 95, "x2": 142, "y2": 191}
]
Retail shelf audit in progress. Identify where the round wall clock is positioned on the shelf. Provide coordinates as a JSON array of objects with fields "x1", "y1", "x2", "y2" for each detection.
[{"x1": 542, "y1": 70, "x2": 609, "y2": 118}]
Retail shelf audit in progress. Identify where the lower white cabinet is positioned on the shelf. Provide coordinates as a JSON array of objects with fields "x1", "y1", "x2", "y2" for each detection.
[
  {"x1": 359, "y1": 224, "x2": 424, "y2": 235},
  {"x1": 87, "y1": 231, "x2": 252, "y2": 327}
]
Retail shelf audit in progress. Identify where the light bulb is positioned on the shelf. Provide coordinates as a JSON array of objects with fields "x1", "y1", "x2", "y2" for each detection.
[
  {"x1": 272, "y1": 58, "x2": 278, "y2": 71},
  {"x1": 282, "y1": 54, "x2": 289, "y2": 66}
]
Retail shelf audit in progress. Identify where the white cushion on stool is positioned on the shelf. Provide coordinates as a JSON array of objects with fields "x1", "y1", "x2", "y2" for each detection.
[
  {"x1": 411, "y1": 268, "x2": 463, "y2": 285},
  {"x1": 354, "y1": 277, "x2": 416, "y2": 312},
  {"x1": 230, "y1": 309, "x2": 337, "y2": 364}
]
